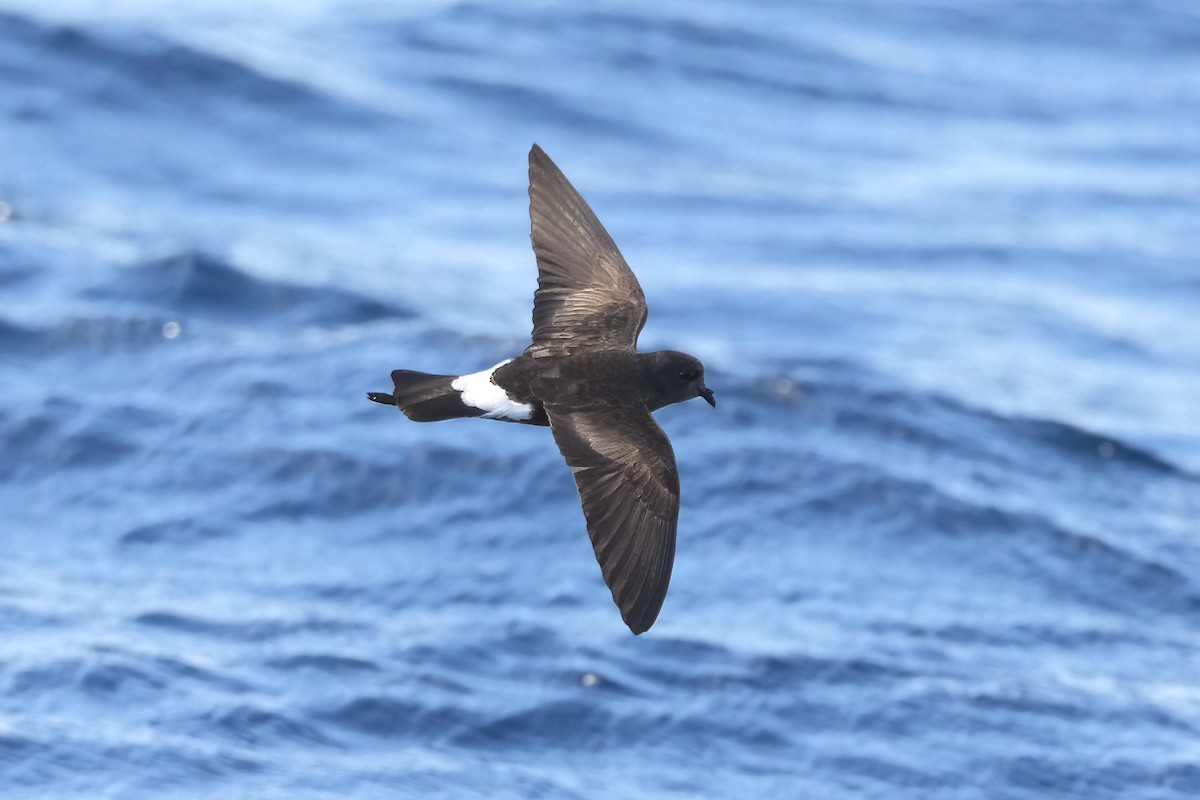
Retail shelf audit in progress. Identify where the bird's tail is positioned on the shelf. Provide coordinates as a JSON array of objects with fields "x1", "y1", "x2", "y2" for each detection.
[{"x1": 367, "y1": 369, "x2": 484, "y2": 423}]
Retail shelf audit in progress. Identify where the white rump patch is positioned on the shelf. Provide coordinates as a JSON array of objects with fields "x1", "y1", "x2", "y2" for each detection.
[{"x1": 451, "y1": 359, "x2": 534, "y2": 421}]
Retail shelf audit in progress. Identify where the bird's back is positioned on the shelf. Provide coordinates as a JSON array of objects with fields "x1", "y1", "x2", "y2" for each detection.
[{"x1": 496, "y1": 351, "x2": 644, "y2": 411}]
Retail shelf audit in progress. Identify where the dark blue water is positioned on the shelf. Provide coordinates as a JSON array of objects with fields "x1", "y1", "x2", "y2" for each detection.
[{"x1": 3, "y1": 1, "x2": 1200, "y2": 797}]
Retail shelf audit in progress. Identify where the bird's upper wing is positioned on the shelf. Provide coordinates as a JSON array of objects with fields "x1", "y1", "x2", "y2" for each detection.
[
  {"x1": 546, "y1": 403, "x2": 679, "y2": 634},
  {"x1": 524, "y1": 145, "x2": 648, "y2": 358}
]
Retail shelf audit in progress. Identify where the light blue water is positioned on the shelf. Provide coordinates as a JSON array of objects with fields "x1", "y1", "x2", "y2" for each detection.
[{"x1": 2, "y1": 1, "x2": 1200, "y2": 798}]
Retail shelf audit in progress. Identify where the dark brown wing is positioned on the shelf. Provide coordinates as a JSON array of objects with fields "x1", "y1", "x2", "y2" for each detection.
[
  {"x1": 546, "y1": 404, "x2": 679, "y2": 634},
  {"x1": 525, "y1": 144, "x2": 647, "y2": 358}
]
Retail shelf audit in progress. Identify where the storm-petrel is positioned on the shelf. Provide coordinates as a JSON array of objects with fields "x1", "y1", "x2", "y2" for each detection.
[{"x1": 369, "y1": 145, "x2": 715, "y2": 634}]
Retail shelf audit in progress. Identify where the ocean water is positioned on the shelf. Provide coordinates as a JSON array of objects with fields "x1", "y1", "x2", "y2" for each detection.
[{"x1": 2, "y1": 1, "x2": 1200, "y2": 797}]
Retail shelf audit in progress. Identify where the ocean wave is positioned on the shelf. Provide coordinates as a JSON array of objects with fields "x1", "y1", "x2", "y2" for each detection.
[
  {"x1": 78, "y1": 663, "x2": 166, "y2": 698},
  {"x1": 0, "y1": 404, "x2": 139, "y2": 480},
  {"x1": 0, "y1": 11, "x2": 380, "y2": 123},
  {"x1": 133, "y1": 611, "x2": 370, "y2": 642},
  {"x1": 318, "y1": 696, "x2": 469, "y2": 740},
  {"x1": 429, "y1": 76, "x2": 661, "y2": 141},
  {"x1": 266, "y1": 654, "x2": 382, "y2": 674},
  {"x1": 0, "y1": 316, "x2": 175, "y2": 354},
  {"x1": 89, "y1": 251, "x2": 411, "y2": 328},
  {"x1": 206, "y1": 704, "x2": 336, "y2": 747},
  {"x1": 119, "y1": 519, "x2": 228, "y2": 547},
  {"x1": 235, "y1": 442, "x2": 559, "y2": 521}
]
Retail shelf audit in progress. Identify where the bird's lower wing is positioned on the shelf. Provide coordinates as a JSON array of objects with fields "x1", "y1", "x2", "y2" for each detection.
[{"x1": 545, "y1": 404, "x2": 680, "y2": 634}]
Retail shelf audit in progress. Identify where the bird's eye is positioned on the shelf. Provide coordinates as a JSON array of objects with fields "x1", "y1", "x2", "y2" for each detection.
[{"x1": 678, "y1": 370, "x2": 697, "y2": 381}]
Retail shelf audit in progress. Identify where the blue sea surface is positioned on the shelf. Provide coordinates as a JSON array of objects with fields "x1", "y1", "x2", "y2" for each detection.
[{"x1": 2, "y1": 1, "x2": 1200, "y2": 797}]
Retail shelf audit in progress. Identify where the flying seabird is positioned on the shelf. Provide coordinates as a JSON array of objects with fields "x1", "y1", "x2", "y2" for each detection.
[{"x1": 369, "y1": 144, "x2": 715, "y2": 634}]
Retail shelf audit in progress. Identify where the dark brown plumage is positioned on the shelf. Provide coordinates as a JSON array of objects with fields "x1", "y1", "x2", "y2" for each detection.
[
  {"x1": 525, "y1": 144, "x2": 648, "y2": 358},
  {"x1": 547, "y1": 404, "x2": 679, "y2": 634},
  {"x1": 370, "y1": 145, "x2": 714, "y2": 634}
]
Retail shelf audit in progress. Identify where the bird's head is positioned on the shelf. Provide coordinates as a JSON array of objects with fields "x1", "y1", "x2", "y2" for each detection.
[{"x1": 645, "y1": 350, "x2": 716, "y2": 410}]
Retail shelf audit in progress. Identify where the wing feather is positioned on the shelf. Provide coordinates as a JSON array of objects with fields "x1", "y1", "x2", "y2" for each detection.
[
  {"x1": 546, "y1": 404, "x2": 679, "y2": 634},
  {"x1": 525, "y1": 145, "x2": 648, "y2": 357}
]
